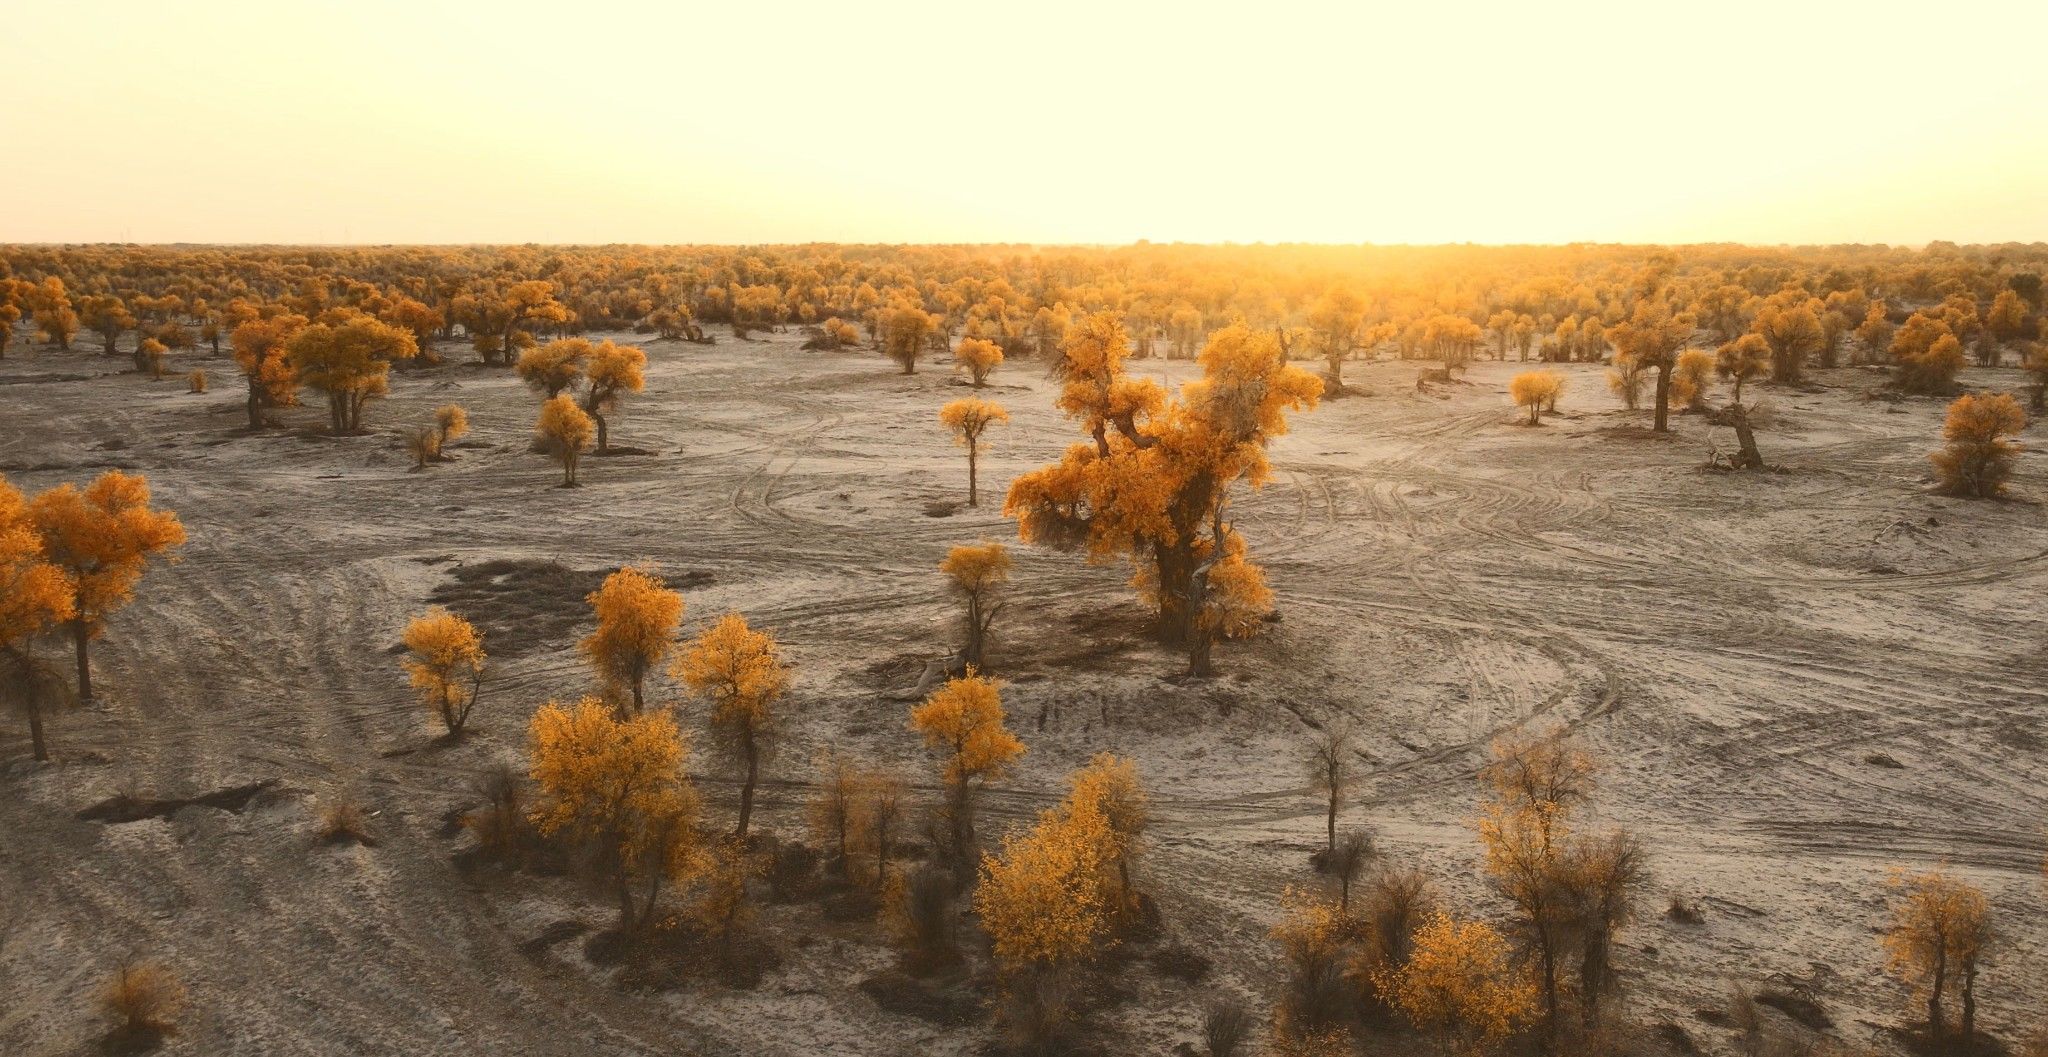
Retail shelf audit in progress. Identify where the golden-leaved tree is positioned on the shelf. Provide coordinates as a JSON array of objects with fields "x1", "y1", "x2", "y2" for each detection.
[
  {"x1": 1749, "y1": 296, "x2": 1826, "y2": 383},
  {"x1": 230, "y1": 313, "x2": 307, "y2": 429},
  {"x1": 910, "y1": 672, "x2": 1025, "y2": 866},
  {"x1": 954, "y1": 336, "x2": 1003, "y2": 387},
  {"x1": 1715, "y1": 333, "x2": 1772, "y2": 469},
  {"x1": 581, "y1": 339, "x2": 646, "y2": 453},
  {"x1": 401, "y1": 607, "x2": 485, "y2": 736},
  {"x1": 29, "y1": 471, "x2": 185, "y2": 702},
  {"x1": 975, "y1": 767, "x2": 1117, "y2": 973},
  {"x1": 675, "y1": 613, "x2": 788, "y2": 838},
  {"x1": 286, "y1": 315, "x2": 418, "y2": 433},
  {"x1": 1004, "y1": 314, "x2": 1320, "y2": 674},
  {"x1": 939, "y1": 397, "x2": 1008, "y2": 506},
  {"x1": 1377, "y1": 911, "x2": 1537, "y2": 1054},
  {"x1": 1604, "y1": 299, "x2": 1696, "y2": 433},
  {"x1": 1931, "y1": 392, "x2": 2026, "y2": 498},
  {"x1": 1509, "y1": 370, "x2": 1563, "y2": 425},
  {"x1": 580, "y1": 566, "x2": 684, "y2": 715},
  {"x1": 940, "y1": 541, "x2": 1010, "y2": 670},
  {"x1": 1, "y1": 475, "x2": 75, "y2": 760},
  {"x1": 536, "y1": 395, "x2": 594, "y2": 487},
  {"x1": 1891, "y1": 313, "x2": 1965, "y2": 394},
  {"x1": 516, "y1": 337, "x2": 591, "y2": 398},
  {"x1": 528, "y1": 697, "x2": 701, "y2": 932},
  {"x1": 1884, "y1": 867, "x2": 1994, "y2": 1041}
]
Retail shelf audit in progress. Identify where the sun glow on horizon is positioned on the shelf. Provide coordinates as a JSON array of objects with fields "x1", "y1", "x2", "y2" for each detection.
[{"x1": 5, "y1": 0, "x2": 2046, "y2": 246}]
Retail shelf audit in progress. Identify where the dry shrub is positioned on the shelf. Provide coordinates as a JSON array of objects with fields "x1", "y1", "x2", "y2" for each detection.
[
  {"x1": 102, "y1": 959, "x2": 185, "y2": 1051},
  {"x1": 1322, "y1": 828, "x2": 1374, "y2": 908},
  {"x1": 885, "y1": 862, "x2": 959, "y2": 975},
  {"x1": 463, "y1": 764, "x2": 533, "y2": 863},
  {"x1": 1666, "y1": 893, "x2": 1705, "y2": 924},
  {"x1": 1672, "y1": 348, "x2": 1716, "y2": 410},
  {"x1": 1150, "y1": 942, "x2": 1212, "y2": 984},
  {"x1": 1352, "y1": 867, "x2": 1437, "y2": 1014},
  {"x1": 186, "y1": 369, "x2": 206, "y2": 394},
  {"x1": 1729, "y1": 981, "x2": 1765, "y2": 1057},
  {"x1": 998, "y1": 967, "x2": 1078, "y2": 1056},
  {"x1": 1202, "y1": 998, "x2": 1255, "y2": 1057},
  {"x1": 403, "y1": 425, "x2": 441, "y2": 470},
  {"x1": 317, "y1": 797, "x2": 374, "y2": 846},
  {"x1": 1272, "y1": 889, "x2": 1349, "y2": 1040},
  {"x1": 693, "y1": 837, "x2": 759, "y2": 960},
  {"x1": 1931, "y1": 392, "x2": 2026, "y2": 498},
  {"x1": 1606, "y1": 358, "x2": 1646, "y2": 410},
  {"x1": 763, "y1": 835, "x2": 819, "y2": 903},
  {"x1": 1270, "y1": 1025, "x2": 1352, "y2": 1057}
]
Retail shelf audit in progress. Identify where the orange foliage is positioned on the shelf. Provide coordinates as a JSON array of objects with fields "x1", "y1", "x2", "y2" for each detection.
[
  {"x1": 535, "y1": 395, "x2": 594, "y2": 486},
  {"x1": 941, "y1": 541, "x2": 1011, "y2": 669},
  {"x1": 230, "y1": 313, "x2": 307, "y2": 429},
  {"x1": 954, "y1": 336, "x2": 1004, "y2": 387},
  {"x1": 1931, "y1": 392, "x2": 2026, "y2": 498},
  {"x1": 285, "y1": 315, "x2": 417, "y2": 433},
  {"x1": 580, "y1": 566, "x2": 684, "y2": 714},
  {"x1": 401, "y1": 607, "x2": 485, "y2": 735},
  {"x1": 28, "y1": 471, "x2": 185, "y2": 702},
  {"x1": 1377, "y1": 912, "x2": 1537, "y2": 1053},
  {"x1": 674, "y1": 612, "x2": 787, "y2": 837},
  {"x1": 1007, "y1": 318, "x2": 1318, "y2": 673},
  {"x1": 528, "y1": 696, "x2": 701, "y2": 930},
  {"x1": 1508, "y1": 370, "x2": 1564, "y2": 425},
  {"x1": 939, "y1": 397, "x2": 1008, "y2": 506}
]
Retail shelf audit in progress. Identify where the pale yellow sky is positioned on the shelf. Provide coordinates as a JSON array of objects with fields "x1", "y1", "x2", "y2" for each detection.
[{"x1": 5, "y1": 0, "x2": 2045, "y2": 245}]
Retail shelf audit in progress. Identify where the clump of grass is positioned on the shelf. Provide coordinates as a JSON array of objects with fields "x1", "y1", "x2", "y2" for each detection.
[
  {"x1": 102, "y1": 959, "x2": 185, "y2": 1052},
  {"x1": 462, "y1": 764, "x2": 532, "y2": 863},
  {"x1": 1203, "y1": 997, "x2": 1255, "y2": 1057},
  {"x1": 317, "y1": 797, "x2": 375, "y2": 847}
]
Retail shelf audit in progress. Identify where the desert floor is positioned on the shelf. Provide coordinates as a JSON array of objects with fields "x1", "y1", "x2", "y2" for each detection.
[{"x1": 2, "y1": 332, "x2": 2043, "y2": 1056}]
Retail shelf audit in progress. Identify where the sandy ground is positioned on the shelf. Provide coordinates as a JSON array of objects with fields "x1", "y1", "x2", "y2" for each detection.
[{"x1": 1, "y1": 331, "x2": 2044, "y2": 1056}]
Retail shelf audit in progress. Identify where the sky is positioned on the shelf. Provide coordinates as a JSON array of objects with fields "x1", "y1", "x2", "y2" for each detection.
[{"x1": 5, "y1": 0, "x2": 2046, "y2": 246}]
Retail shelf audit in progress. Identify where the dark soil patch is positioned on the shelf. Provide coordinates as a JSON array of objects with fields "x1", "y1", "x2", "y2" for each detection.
[
  {"x1": 1655, "y1": 1021, "x2": 1699, "y2": 1054},
  {"x1": 859, "y1": 970, "x2": 982, "y2": 1026},
  {"x1": 1757, "y1": 988, "x2": 1832, "y2": 1031},
  {"x1": 78, "y1": 780, "x2": 277, "y2": 823},
  {"x1": 1148, "y1": 943, "x2": 1212, "y2": 984},
  {"x1": 518, "y1": 919, "x2": 590, "y2": 964},
  {"x1": 426, "y1": 559, "x2": 713, "y2": 655}
]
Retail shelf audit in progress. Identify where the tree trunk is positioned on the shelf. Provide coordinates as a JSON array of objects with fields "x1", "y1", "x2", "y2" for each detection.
[
  {"x1": 615, "y1": 861, "x2": 638, "y2": 933},
  {"x1": 1929, "y1": 950, "x2": 1946, "y2": 1037},
  {"x1": 1960, "y1": 960, "x2": 1977, "y2": 1038},
  {"x1": 736, "y1": 741, "x2": 758, "y2": 838},
  {"x1": 72, "y1": 621, "x2": 93, "y2": 702},
  {"x1": 948, "y1": 780, "x2": 975, "y2": 868},
  {"x1": 1539, "y1": 938, "x2": 1560, "y2": 1049},
  {"x1": 1153, "y1": 548, "x2": 1194, "y2": 647},
  {"x1": 593, "y1": 411, "x2": 609, "y2": 454},
  {"x1": 1729, "y1": 404, "x2": 1763, "y2": 470},
  {"x1": 27, "y1": 695, "x2": 47, "y2": 762},
  {"x1": 963, "y1": 595, "x2": 984, "y2": 669},
  {"x1": 1326, "y1": 790, "x2": 1338, "y2": 853},
  {"x1": 966, "y1": 443, "x2": 978, "y2": 506},
  {"x1": 1652, "y1": 364, "x2": 1673, "y2": 432}
]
